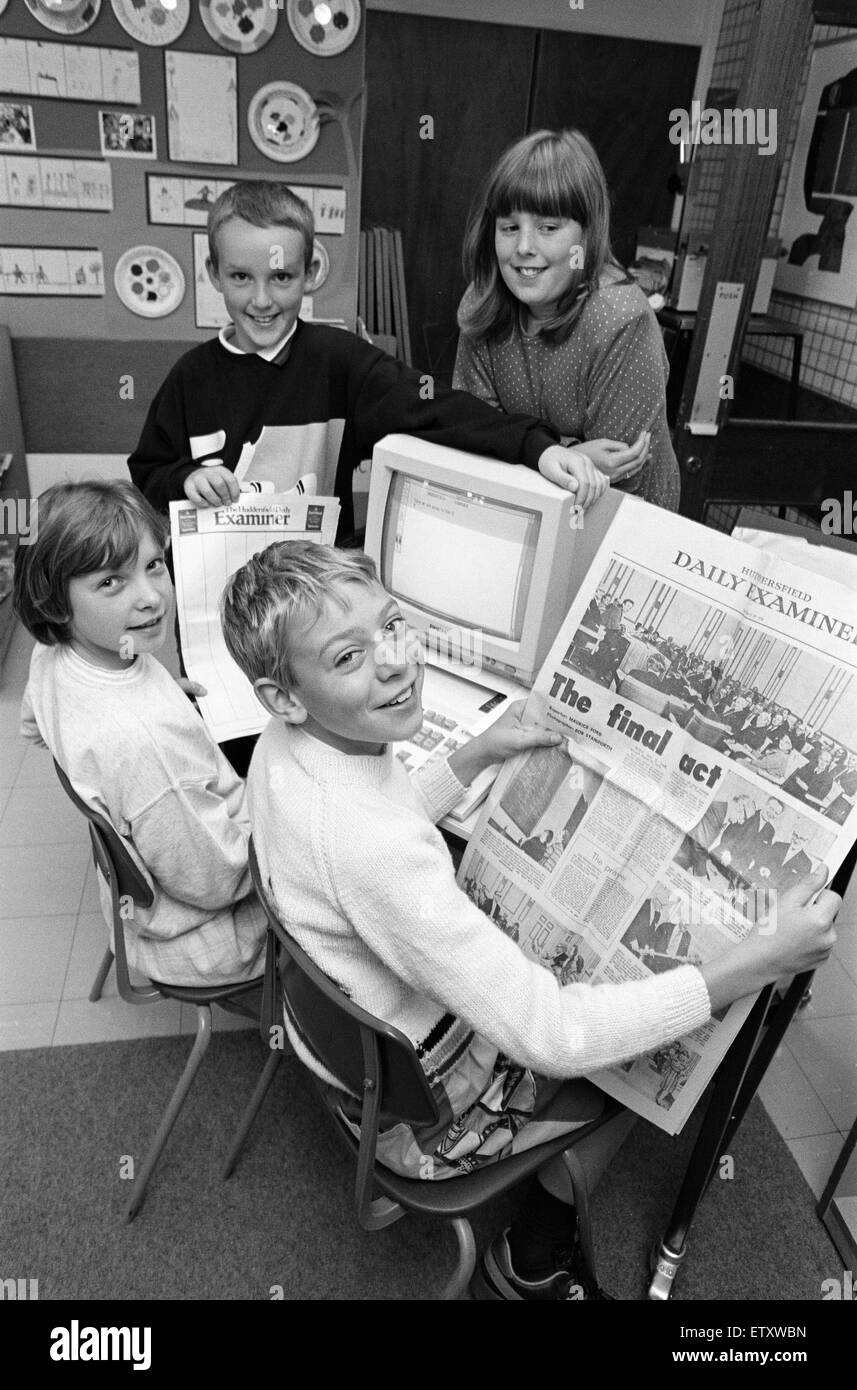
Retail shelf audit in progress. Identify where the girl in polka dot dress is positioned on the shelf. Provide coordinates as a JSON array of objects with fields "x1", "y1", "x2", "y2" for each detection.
[{"x1": 454, "y1": 129, "x2": 680, "y2": 511}]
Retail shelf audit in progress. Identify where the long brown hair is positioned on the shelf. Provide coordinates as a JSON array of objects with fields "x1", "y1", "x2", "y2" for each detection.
[{"x1": 459, "y1": 129, "x2": 621, "y2": 345}]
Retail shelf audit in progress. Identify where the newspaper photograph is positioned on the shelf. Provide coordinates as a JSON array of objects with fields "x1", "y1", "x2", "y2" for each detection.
[
  {"x1": 170, "y1": 492, "x2": 340, "y2": 743},
  {"x1": 457, "y1": 496, "x2": 857, "y2": 1134}
]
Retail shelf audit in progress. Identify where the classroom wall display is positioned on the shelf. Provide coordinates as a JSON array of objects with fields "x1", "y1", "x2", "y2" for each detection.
[
  {"x1": 1, "y1": 0, "x2": 364, "y2": 348},
  {"x1": 287, "y1": 0, "x2": 361, "y2": 57},
  {"x1": 109, "y1": 0, "x2": 190, "y2": 47},
  {"x1": 0, "y1": 246, "x2": 105, "y2": 295},
  {"x1": 192, "y1": 230, "x2": 228, "y2": 328},
  {"x1": 99, "y1": 109, "x2": 157, "y2": 158},
  {"x1": 0, "y1": 154, "x2": 113, "y2": 210},
  {"x1": 165, "y1": 50, "x2": 237, "y2": 164},
  {"x1": 146, "y1": 172, "x2": 346, "y2": 233},
  {"x1": 199, "y1": 0, "x2": 278, "y2": 55},
  {"x1": 0, "y1": 38, "x2": 141, "y2": 102},
  {"x1": 24, "y1": 0, "x2": 101, "y2": 37},
  {"x1": 247, "y1": 81, "x2": 319, "y2": 163},
  {"x1": 776, "y1": 37, "x2": 857, "y2": 309},
  {"x1": 0, "y1": 102, "x2": 36, "y2": 150},
  {"x1": 113, "y1": 244, "x2": 185, "y2": 317},
  {"x1": 148, "y1": 173, "x2": 220, "y2": 226},
  {"x1": 310, "y1": 236, "x2": 330, "y2": 289},
  {"x1": 315, "y1": 185, "x2": 346, "y2": 235}
]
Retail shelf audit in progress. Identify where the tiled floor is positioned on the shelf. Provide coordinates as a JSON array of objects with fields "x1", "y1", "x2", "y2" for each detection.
[{"x1": 1, "y1": 620, "x2": 856, "y2": 1207}]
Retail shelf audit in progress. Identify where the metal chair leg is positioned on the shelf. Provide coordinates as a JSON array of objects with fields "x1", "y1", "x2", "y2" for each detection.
[
  {"x1": 561, "y1": 1145, "x2": 598, "y2": 1287},
  {"x1": 649, "y1": 1240, "x2": 686, "y2": 1301},
  {"x1": 88, "y1": 947, "x2": 114, "y2": 1002},
  {"x1": 440, "y1": 1217, "x2": 477, "y2": 1300},
  {"x1": 221, "y1": 1048, "x2": 282, "y2": 1179},
  {"x1": 125, "y1": 1004, "x2": 214, "y2": 1221},
  {"x1": 645, "y1": 977, "x2": 800, "y2": 1300}
]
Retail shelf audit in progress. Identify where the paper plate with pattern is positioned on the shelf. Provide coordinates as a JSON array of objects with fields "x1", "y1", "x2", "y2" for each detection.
[
  {"x1": 109, "y1": 0, "x2": 190, "y2": 46},
  {"x1": 114, "y1": 245, "x2": 185, "y2": 318},
  {"x1": 24, "y1": 0, "x2": 101, "y2": 35},
  {"x1": 287, "y1": 0, "x2": 361, "y2": 58},
  {"x1": 200, "y1": 0, "x2": 278, "y2": 54},
  {"x1": 247, "y1": 82, "x2": 319, "y2": 164}
]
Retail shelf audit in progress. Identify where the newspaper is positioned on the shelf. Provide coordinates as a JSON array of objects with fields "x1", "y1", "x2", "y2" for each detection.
[
  {"x1": 458, "y1": 496, "x2": 857, "y2": 1134},
  {"x1": 170, "y1": 493, "x2": 340, "y2": 743}
]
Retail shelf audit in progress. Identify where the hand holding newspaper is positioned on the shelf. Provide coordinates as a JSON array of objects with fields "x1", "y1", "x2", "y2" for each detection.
[
  {"x1": 170, "y1": 491, "x2": 340, "y2": 743},
  {"x1": 457, "y1": 496, "x2": 857, "y2": 1134}
]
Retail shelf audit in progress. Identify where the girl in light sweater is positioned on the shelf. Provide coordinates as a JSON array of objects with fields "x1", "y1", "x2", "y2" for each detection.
[
  {"x1": 14, "y1": 481, "x2": 266, "y2": 987},
  {"x1": 222, "y1": 541, "x2": 840, "y2": 1302}
]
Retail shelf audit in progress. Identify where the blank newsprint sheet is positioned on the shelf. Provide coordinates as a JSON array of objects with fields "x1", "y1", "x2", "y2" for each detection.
[{"x1": 170, "y1": 494, "x2": 340, "y2": 742}]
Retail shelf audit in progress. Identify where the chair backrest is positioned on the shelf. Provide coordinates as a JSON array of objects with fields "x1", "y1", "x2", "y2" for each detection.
[
  {"x1": 248, "y1": 838, "x2": 438, "y2": 1129},
  {"x1": 53, "y1": 760, "x2": 157, "y2": 1002}
]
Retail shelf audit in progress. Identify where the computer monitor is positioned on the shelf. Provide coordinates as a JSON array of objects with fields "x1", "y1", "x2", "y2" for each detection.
[{"x1": 364, "y1": 434, "x2": 588, "y2": 687}]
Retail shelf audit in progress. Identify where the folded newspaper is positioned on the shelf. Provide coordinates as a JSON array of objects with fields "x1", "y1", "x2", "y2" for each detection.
[
  {"x1": 170, "y1": 492, "x2": 340, "y2": 743},
  {"x1": 457, "y1": 495, "x2": 857, "y2": 1134}
]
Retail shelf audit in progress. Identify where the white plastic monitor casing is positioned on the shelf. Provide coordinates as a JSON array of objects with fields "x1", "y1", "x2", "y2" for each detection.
[{"x1": 364, "y1": 434, "x2": 617, "y2": 687}]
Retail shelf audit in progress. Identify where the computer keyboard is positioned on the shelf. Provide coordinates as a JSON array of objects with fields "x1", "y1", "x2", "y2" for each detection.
[{"x1": 396, "y1": 707, "x2": 472, "y2": 766}]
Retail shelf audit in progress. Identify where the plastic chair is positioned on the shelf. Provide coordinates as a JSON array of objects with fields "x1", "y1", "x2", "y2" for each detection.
[
  {"x1": 53, "y1": 760, "x2": 264, "y2": 1221},
  {"x1": 223, "y1": 839, "x2": 624, "y2": 1300}
]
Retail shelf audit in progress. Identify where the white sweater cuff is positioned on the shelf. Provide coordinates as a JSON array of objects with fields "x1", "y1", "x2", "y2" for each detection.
[{"x1": 410, "y1": 756, "x2": 469, "y2": 824}]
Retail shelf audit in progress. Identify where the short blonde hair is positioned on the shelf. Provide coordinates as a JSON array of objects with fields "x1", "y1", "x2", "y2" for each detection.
[{"x1": 221, "y1": 541, "x2": 377, "y2": 690}]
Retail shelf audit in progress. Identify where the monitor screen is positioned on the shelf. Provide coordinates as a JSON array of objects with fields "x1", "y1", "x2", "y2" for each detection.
[{"x1": 379, "y1": 472, "x2": 540, "y2": 642}]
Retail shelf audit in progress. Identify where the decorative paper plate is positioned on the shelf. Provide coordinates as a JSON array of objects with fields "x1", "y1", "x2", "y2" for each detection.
[
  {"x1": 287, "y1": 0, "x2": 361, "y2": 57},
  {"x1": 247, "y1": 82, "x2": 319, "y2": 164},
  {"x1": 200, "y1": 0, "x2": 278, "y2": 54},
  {"x1": 114, "y1": 246, "x2": 185, "y2": 318},
  {"x1": 109, "y1": 0, "x2": 190, "y2": 46},
  {"x1": 24, "y1": 0, "x2": 101, "y2": 35},
  {"x1": 310, "y1": 238, "x2": 330, "y2": 289}
]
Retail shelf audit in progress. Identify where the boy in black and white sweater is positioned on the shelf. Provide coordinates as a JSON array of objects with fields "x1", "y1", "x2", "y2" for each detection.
[
  {"x1": 129, "y1": 179, "x2": 605, "y2": 535},
  {"x1": 129, "y1": 180, "x2": 604, "y2": 772}
]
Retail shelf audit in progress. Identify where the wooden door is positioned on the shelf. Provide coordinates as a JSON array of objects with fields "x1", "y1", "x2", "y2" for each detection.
[
  {"x1": 362, "y1": 10, "x2": 537, "y2": 378},
  {"x1": 362, "y1": 13, "x2": 698, "y2": 379},
  {"x1": 530, "y1": 33, "x2": 699, "y2": 267}
]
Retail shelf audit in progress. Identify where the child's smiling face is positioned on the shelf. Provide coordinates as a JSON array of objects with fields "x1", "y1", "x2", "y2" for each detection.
[
  {"x1": 494, "y1": 209, "x2": 585, "y2": 322},
  {"x1": 67, "y1": 529, "x2": 172, "y2": 671},
  {"x1": 277, "y1": 579, "x2": 425, "y2": 756},
  {"x1": 207, "y1": 217, "x2": 310, "y2": 353}
]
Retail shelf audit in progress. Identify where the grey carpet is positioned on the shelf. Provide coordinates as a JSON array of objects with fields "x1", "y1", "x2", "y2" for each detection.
[{"x1": 0, "y1": 1032, "x2": 843, "y2": 1300}]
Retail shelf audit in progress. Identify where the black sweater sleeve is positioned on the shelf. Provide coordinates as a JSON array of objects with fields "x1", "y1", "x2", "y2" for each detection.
[
  {"x1": 348, "y1": 344, "x2": 558, "y2": 470},
  {"x1": 128, "y1": 368, "x2": 199, "y2": 513}
]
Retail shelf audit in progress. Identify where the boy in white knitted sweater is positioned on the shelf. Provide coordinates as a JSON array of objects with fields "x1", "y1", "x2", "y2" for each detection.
[{"x1": 221, "y1": 540, "x2": 840, "y2": 1300}]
